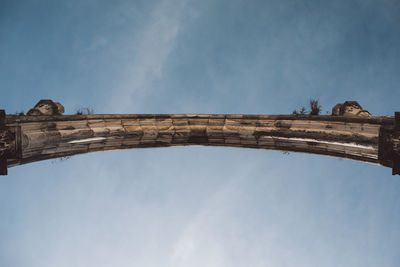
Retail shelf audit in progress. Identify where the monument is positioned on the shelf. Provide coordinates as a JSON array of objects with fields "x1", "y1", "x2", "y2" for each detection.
[{"x1": 1, "y1": 100, "x2": 399, "y2": 175}]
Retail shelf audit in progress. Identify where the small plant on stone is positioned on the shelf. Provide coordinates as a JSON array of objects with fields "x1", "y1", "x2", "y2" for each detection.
[
  {"x1": 309, "y1": 99, "x2": 321, "y2": 115},
  {"x1": 75, "y1": 107, "x2": 94, "y2": 115}
]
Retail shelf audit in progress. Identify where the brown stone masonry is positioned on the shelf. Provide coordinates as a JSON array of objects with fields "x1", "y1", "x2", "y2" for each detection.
[
  {"x1": 1, "y1": 112, "x2": 398, "y2": 175},
  {"x1": 0, "y1": 100, "x2": 398, "y2": 175}
]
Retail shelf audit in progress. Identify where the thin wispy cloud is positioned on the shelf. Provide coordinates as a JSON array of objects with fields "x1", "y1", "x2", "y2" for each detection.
[{"x1": 110, "y1": 0, "x2": 187, "y2": 113}]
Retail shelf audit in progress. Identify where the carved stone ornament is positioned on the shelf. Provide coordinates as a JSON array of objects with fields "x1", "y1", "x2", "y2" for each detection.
[
  {"x1": 27, "y1": 100, "x2": 65, "y2": 116},
  {"x1": 332, "y1": 101, "x2": 371, "y2": 117}
]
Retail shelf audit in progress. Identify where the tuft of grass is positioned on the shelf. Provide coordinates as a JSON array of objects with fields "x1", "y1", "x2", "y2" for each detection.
[
  {"x1": 292, "y1": 99, "x2": 321, "y2": 116},
  {"x1": 75, "y1": 107, "x2": 94, "y2": 115},
  {"x1": 309, "y1": 99, "x2": 321, "y2": 115},
  {"x1": 292, "y1": 106, "x2": 307, "y2": 115}
]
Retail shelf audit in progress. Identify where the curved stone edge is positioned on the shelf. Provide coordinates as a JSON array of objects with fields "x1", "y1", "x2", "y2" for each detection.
[
  {"x1": 5, "y1": 113, "x2": 395, "y2": 124},
  {"x1": 2, "y1": 112, "x2": 399, "y2": 175},
  {"x1": 6, "y1": 115, "x2": 382, "y2": 167}
]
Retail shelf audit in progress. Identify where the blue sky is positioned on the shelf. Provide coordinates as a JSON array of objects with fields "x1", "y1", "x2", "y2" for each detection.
[{"x1": 1, "y1": 0, "x2": 400, "y2": 266}]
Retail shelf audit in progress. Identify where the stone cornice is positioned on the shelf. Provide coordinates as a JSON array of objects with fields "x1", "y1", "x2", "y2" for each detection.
[{"x1": 1, "y1": 101, "x2": 399, "y2": 175}]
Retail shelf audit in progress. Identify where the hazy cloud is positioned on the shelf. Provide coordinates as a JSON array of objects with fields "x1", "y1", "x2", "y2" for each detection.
[{"x1": 110, "y1": 0, "x2": 187, "y2": 113}]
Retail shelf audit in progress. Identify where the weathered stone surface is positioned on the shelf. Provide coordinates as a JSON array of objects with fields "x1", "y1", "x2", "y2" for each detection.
[
  {"x1": 3, "y1": 113, "x2": 390, "y2": 166},
  {"x1": 332, "y1": 101, "x2": 371, "y2": 117},
  {"x1": 27, "y1": 100, "x2": 65, "y2": 116},
  {"x1": 1, "y1": 100, "x2": 400, "y2": 175}
]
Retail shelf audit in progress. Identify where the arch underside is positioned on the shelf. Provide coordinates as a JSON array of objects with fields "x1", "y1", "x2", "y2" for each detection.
[{"x1": 5, "y1": 114, "x2": 389, "y2": 168}]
